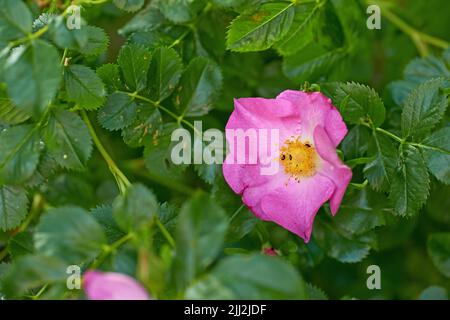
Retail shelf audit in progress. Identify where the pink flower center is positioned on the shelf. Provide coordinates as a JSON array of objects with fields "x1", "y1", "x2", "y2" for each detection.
[{"x1": 280, "y1": 137, "x2": 317, "y2": 179}]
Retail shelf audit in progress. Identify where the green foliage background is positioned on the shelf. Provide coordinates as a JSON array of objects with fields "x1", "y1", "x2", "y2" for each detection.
[{"x1": 0, "y1": 0, "x2": 449, "y2": 300}]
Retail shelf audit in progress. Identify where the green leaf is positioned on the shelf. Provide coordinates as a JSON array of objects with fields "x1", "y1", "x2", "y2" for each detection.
[
  {"x1": 3, "y1": 40, "x2": 61, "y2": 117},
  {"x1": 363, "y1": 133, "x2": 398, "y2": 191},
  {"x1": 427, "y1": 233, "x2": 450, "y2": 278},
  {"x1": 227, "y1": 2, "x2": 295, "y2": 52},
  {"x1": 118, "y1": 44, "x2": 151, "y2": 92},
  {"x1": 0, "y1": 0, "x2": 32, "y2": 41},
  {"x1": 122, "y1": 104, "x2": 162, "y2": 148},
  {"x1": 389, "y1": 146, "x2": 429, "y2": 217},
  {"x1": 114, "y1": 0, "x2": 145, "y2": 12},
  {"x1": 175, "y1": 57, "x2": 223, "y2": 117},
  {"x1": 334, "y1": 82, "x2": 386, "y2": 127},
  {"x1": 172, "y1": 192, "x2": 228, "y2": 291},
  {"x1": 118, "y1": 4, "x2": 166, "y2": 36},
  {"x1": 96, "y1": 64, "x2": 122, "y2": 91},
  {"x1": 0, "y1": 87, "x2": 30, "y2": 125},
  {"x1": 148, "y1": 47, "x2": 183, "y2": 102},
  {"x1": 422, "y1": 127, "x2": 450, "y2": 184},
  {"x1": 282, "y1": 44, "x2": 347, "y2": 82},
  {"x1": 64, "y1": 65, "x2": 106, "y2": 110},
  {"x1": 91, "y1": 205, "x2": 125, "y2": 244},
  {"x1": 401, "y1": 78, "x2": 448, "y2": 140},
  {"x1": 8, "y1": 231, "x2": 34, "y2": 258},
  {"x1": 154, "y1": 0, "x2": 205, "y2": 24},
  {"x1": 42, "y1": 110, "x2": 93, "y2": 170},
  {"x1": 98, "y1": 92, "x2": 138, "y2": 131},
  {"x1": 341, "y1": 125, "x2": 370, "y2": 160},
  {"x1": 1, "y1": 254, "x2": 67, "y2": 298},
  {"x1": 275, "y1": 2, "x2": 322, "y2": 56},
  {"x1": 186, "y1": 254, "x2": 307, "y2": 299},
  {"x1": 306, "y1": 283, "x2": 328, "y2": 300},
  {"x1": 34, "y1": 206, "x2": 107, "y2": 264},
  {"x1": 0, "y1": 185, "x2": 28, "y2": 231},
  {"x1": 112, "y1": 183, "x2": 158, "y2": 232},
  {"x1": 79, "y1": 26, "x2": 109, "y2": 57},
  {"x1": 0, "y1": 124, "x2": 41, "y2": 184}
]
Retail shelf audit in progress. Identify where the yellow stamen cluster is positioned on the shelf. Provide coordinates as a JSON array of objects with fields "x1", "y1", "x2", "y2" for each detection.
[{"x1": 280, "y1": 137, "x2": 317, "y2": 180}]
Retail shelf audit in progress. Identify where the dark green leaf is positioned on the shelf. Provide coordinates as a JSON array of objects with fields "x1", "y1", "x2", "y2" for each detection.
[
  {"x1": 43, "y1": 110, "x2": 93, "y2": 170},
  {"x1": 112, "y1": 183, "x2": 158, "y2": 232},
  {"x1": 154, "y1": 0, "x2": 205, "y2": 24},
  {"x1": 0, "y1": 87, "x2": 30, "y2": 125},
  {"x1": 114, "y1": 0, "x2": 145, "y2": 12},
  {"x1": 427, "y1": 233, "x2": 450, "y2": 278},
  {"x1": 98, "y1": 92, "x2": 138, "y2": 131},
  {"x1": 122, "y1": 104, "x2": 162, "y2": 148},
  {"x1": 64, "y1": 65, "x2": 106, "y2": 110},
  {"x1": 422, "y1": 126, "x2": 450, "y2": 184},
  {"x1": 8, "y1": 231, "x2": 33, "y2": 258},
  {"x1": 34, "y1": 206, "x2": 107, "y2": 264},
  {"x1": 118, "y1": 44, "x2": 152, "y2": 92},
  {"x1": 175, "y1": 57, "x2": 222, "y2": 117},
  {"x1": 0, "y1": 185, "x2": 28, "y2": 231},
  {"x1": 96, "y1": 64, "x2": 122, "y2": 91},
  {"x1": 0, "y1": 124, "x2": 41, "y2": 184}
]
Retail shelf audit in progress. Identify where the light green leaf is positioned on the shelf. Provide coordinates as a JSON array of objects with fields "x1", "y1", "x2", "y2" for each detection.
[
  {"x1": 34, "y1": 206, "x2": 107, "y2": 264},
  {"x1": 43, "y1": 110, "x2": 93, "y2": 170},
  {"x1": 118, "y1": 44, "x2": 151, "y2": 92},
  {"x1": 0, "y1": 185, "x2": 28, "y2": 231},
  {"x1": 175, "y1": 57, "x2": 222, "y2": 117},
  {"x1": 427, "y1": 233, "x2": 450, "y2": 278},
  {"x1": 0, "y1": 124, "x2": 41, "y2": 184},
  {"x1": 186, "y1": 254, "x2": 307, "y2": 299},
  {"x1": 334, "y1": 82, "x2": 385, "y2": 127},
  {"x1": 114, "y1": 0, "x2": 145, "y2": 12},
  {"x1": 172, "y1": 192, "x2": 228, "y2": 291},
  {"x1": 227, "y1": 2, "x2": 295, "y2": 52},
  {"x1": 0, "y1": 87, "x2": 30, "y2": 125},
  {"x1": 64, "y1": 65, "x2": 106, "y2": 110},
  {"x1": 0, "y1": 0, "x2": 32, "y2": 41},
  {"x1": 154, "y1": 0, "x2": 205, "y2": 24},
  {"x1": 389, "y1": 146, "x2": 429, "y2": 217},
  {"x1": 401, "y1": 78, "x2": 448, "y2": 140},
  {"x1": 275, "y1": 2, "x2": 322, "y2": 56},
  {"x1": 112, "y1": 183, "x2": 158, "y2": 232},
  {"x1": 148, "y1": 47, "x2": 183, "y2": 102},
  {"x1": 363, "y1": 133, "x2": 398, "y2": 191},
  {"x1": 98, "y1": 92, "x2": 138, "y2": 131},
  {"x1": 422, "y1": 127, "x2": 450, "y2": 184},
  {"x1": 3, "y1": 40, "x2": 61, "y2": 117}
]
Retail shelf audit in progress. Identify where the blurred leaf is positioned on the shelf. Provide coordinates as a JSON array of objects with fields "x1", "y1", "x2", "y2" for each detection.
[
  {"x1": 341, "y1": 125, "x2": 370, "y2": 160},
  {"x1": 114, "y1": 0, "x2": 145, "y2": 12},
  {"x1": 0, "y1": 125, "x2": 41, "y2": 184},
  {"x1": 8, "y1": 231, "x2": 33, "y2": 258},
  {"x1": 186, "y1": 254, "x2": 307, "y2": 299},
  {"x1": 154, "y1": 0, "x2": 205, "y2": 24},
  {"x1": 172, "y1": 192, "x2": 228, "y2": 291},
  {"x1": 0, "y1": 87, "x2": 30, "y2": 125},
  {"x1": 91, "y1": 205, "x2": 125, "y2": 244},
  {"x1": 0, "y1": 185, "x2": 28, "y2": 231},
  {"x1": 418, "y1": 286, "x2": 448, "y2": 300},
  {"x1": 427, "y1": 233, "x2": 450, "y2": 278},
  {"x1": 112, "y1": 183, "x2": 158, "y2": 232},
  {"x1": 0, "y1": 0, "x2": 32, "y2": 41},
  {"x1": 3, "y1": 40, "x2": 61, "y2": 117},
  {"x1": 34, "y1": 206, "x2": 107, "y2": 264}
]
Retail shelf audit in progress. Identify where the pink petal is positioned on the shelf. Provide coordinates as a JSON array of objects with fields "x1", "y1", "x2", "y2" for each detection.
[
  {"x1": 83, "y1": 271, "x2": 150, "y2": 300},
  {"x1": 260, "y1": 176, "x2": 335, "y2": 242},
  {"x1": 314, "y1": 126, "x2": 352, "y2": 215},
  {"x1": 276, "y1": 90, "x2": 347, "y2": 146}
]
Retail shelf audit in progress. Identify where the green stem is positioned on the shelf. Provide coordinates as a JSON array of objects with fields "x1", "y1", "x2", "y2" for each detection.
[
  {"x1": 19, "y1": 194, "x2": 44, "y2": 232},
  {"x1": 91, "y1": 233, "x2": 135, "y2": 269},
  {"x1": 81, "y1": 110, "x2": 131, "y2": 194},
  {"x1": 375, "y1": 127, "x2": 403, "y2": 143},
  {"x1": 155, "y1": 218, "x2": 175, "y2": 249},
  {"x1": 0, "y1": 246, "x2": 8, "y2": 262}
]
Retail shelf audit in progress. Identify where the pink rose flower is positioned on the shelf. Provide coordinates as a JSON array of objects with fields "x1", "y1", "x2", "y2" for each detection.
[
  {"x1": 223, "y1": 90, "x2": 352, "y2": 242},
  {"x1": 83, "y1": 270, "x2": 150, "y2": 300}
]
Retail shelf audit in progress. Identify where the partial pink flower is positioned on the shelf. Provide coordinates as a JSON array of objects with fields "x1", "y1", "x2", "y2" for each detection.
[
  {"x1": 83, "y1": 270, "x2": 150, "y2": 300},
  {"x1": 223, "y1": 90, "x2": 352, "y2": 243},
  {"x1": 262, "y1": 247, "x2": 279, "y2": 256}
]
